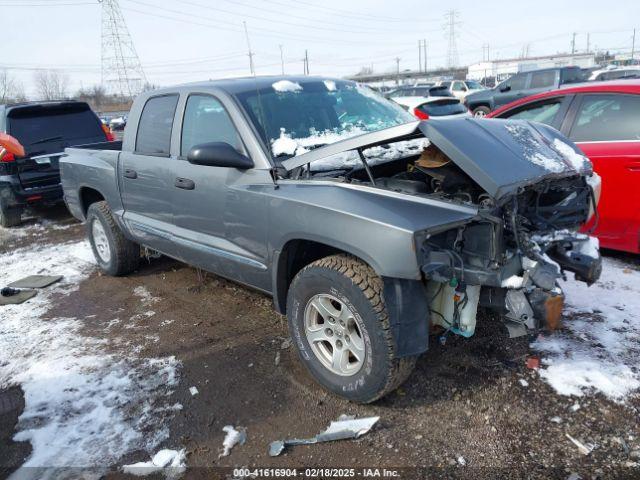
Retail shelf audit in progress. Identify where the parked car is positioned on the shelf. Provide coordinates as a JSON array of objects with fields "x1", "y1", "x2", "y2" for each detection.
[
  {"x1": 386, "y1": 84, "x2": 451, "y2": 108},
  {"x1": 0, "y1": 100, "x2": 114, "y2": 227},
  {"x1": 465, "y1": 66, "x2": 585, "y2": 117},
  {"x1": 588, "y1": 66, "x2": 640, "y2": 81},
  {"x1": 61, "y1": 76, "x2": 601, "y2": 403},
  {"x1": 398, "y1": 95, "x2": 470, "y2": 120},
  {"x1": 436, "y1": 79, "x2": 486, "y2": 99},
  {"x1": 109, "y1": 115, "x2": 127, "y2": 131},
  {"x1": 487, "y1": 79, "x2": 640, "y2": 253}
]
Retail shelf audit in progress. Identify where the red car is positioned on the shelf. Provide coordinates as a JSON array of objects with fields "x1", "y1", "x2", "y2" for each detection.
[{"x1": 488, "y1": 80, "x2": 640, "y2": 254}]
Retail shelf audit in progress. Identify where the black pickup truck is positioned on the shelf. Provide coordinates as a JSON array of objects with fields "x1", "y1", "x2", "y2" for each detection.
[{"x1": 0, "y1": 100, "x2": 111, "y2": 227}]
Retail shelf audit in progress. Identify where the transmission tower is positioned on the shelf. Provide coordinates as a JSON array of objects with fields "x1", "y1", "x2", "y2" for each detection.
[
  {"x1": 443, "y1": 10, "x2": 460, "y2": 69},
  {"x1": 100, "y1": 0, "x2": 147, "y2": 98}
]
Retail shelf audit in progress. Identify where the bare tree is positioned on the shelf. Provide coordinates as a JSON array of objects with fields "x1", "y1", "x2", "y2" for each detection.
[
  {"x1": 0, "y1": 69, "x2": 26, "y2": 103},
  {"x1": 34, "y1": 70, "x2": 69, "y2": 100},
  {"x1": 76, "y1": 84, "x2": 108, "y2": 111}
]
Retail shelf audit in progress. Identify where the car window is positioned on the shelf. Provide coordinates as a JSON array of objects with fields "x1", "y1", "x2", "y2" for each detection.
[
  {"x1": 570, "y1": 94, "x2": 640, "y2": 142},
  {"x1": 452, "y1": 81, "x2": 466, "y2": 91},
  {"x1": 500, "y1": 100, "x2": 563, "y2": 126},
  {"x1": 510, "y1": 74, "x2": 528, "y2": 90},
  {"x1": 466, "y1": 80, "x2": 483, "y2": 90},
  {"x1": 181, "y1": 95, "x2": 243, "y2": 156},
  {"x1": 135, "y1": 94, "x2": 179, "y2": 155},
  {"x1": 530, "y1": 70, "x2": 556, "y2": 89}
]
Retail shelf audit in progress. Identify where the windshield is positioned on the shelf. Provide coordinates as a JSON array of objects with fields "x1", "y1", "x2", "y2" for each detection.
[{"x1": 235, "y1": 79, "x2": 414, "y2": 159}]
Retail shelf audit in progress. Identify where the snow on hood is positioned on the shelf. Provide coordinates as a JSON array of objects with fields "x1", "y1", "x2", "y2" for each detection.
[
  {"x1": 0, "y1": 239, "x2": 181, "y2": 476},
  {"x1": 272, "y1": 80, "x2": 302, "y2": 93}
]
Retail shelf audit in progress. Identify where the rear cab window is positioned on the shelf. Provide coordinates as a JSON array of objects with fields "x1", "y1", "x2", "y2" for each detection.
[
  {"x1": 529, "y1": 70, "x2": 557, "y2": 89},
  {"x1": 135, "y1": 94, "x2": 179, "y2": 156},
  {"x1": 569, "y1": 94, "x2": 640, "y2": 142},
  {"x1": 7, "y1": 103, "x2": 105, "y2": 155}
]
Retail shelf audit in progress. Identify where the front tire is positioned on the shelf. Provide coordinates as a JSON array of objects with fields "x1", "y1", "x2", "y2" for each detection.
[
  {"x1": 86, "y1": 201, "x2": 139, "y2": 276},
  {"x1": 472, "y1": 105, "x2": 491, "y2": 117},
  {"x1": 286, "y1": 254, "x2": 416, "y2": 403}
]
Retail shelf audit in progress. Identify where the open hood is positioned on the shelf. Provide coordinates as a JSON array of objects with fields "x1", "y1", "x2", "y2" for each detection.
[{"x1": 281, "y1": 118, "x2": 591, "y2": 200}]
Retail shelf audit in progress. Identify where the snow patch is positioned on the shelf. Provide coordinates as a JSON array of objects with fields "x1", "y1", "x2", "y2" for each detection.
[
  {"x1": 0, "y1": 241, "x2": 182, "y2": 476},
  {"x1": 219, "y1": 425, "x2": 246, "y2": 457},
  {"x1": 504, "y1": 123, "x2": 566, "y2": 173},
  {"x1": 323, "y1": 79, "x2": 337, "y2": 91},
  {"x1": 133, "y1": 285, "x2": 160, "y2": 305},
  {"x1": 272, "y1": 80, "x2": 302, "y2": 93},
  {"x1": 501, "y1": 275, "x2": 525, "y2": 289},
  {"x1": 122, "y1": 449, "x2": 186, "y2": 477},
  {"x1": 532, "y1": 257, "x2": 640, "y2": 401}
]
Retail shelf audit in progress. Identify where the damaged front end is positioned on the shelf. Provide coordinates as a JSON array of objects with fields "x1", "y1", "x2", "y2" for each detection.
[
  {"x1": 282, "y1": 118, "x2": 603, "y2": 339},
  {"x1": 419, "y1": 192, "x2": 602, "y2": 338}
]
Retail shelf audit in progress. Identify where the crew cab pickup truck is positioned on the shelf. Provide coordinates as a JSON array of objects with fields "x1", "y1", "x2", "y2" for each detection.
[{"x1": 61, "y1": 76, "x2": 602, "y2": 403}]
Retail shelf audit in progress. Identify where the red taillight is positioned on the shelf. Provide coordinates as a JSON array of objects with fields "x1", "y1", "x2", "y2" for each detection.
[
  {"x1": 0, "y1": 151, "x2": 15, "y2": 163},
  {"x1": 413, "y1": 108, "x2": 429, "y2": 120},
  {"x1": 102, "y1": 124, "x2": 116, "y2": 142}
]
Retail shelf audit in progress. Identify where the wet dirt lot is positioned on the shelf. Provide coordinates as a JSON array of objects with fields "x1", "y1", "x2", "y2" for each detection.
[{"x1": 1, "y1": 208, "x2": 639, "y2": 480}]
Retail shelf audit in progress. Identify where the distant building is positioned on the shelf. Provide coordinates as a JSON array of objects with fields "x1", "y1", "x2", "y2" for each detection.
[{"x1": 467, "y1": 53, "x2": 597, "y2": 84}]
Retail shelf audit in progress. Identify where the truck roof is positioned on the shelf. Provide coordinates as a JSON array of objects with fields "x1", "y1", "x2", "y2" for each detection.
[{"x1": 150, "y1": 75, "x2": 355, "y2": 96}]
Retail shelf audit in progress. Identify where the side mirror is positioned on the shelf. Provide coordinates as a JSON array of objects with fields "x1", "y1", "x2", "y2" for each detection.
[
  {"x1": 499, "y1": 85, "x2": 511, "y2": 93},
  {"x1": 187, "y1": 142, "x2": 253, "y2": 169}
]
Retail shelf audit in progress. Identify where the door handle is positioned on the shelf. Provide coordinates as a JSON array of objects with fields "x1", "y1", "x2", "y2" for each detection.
[
  {"x1": 626, "y1": 162, "x2": 640, "y2": 172},
  {"x1": 123, "y1": 168, "x2": 137, "y2": 179},
  {"x1": 174, "y1": 177, "x2": 195, "y2": 190}
]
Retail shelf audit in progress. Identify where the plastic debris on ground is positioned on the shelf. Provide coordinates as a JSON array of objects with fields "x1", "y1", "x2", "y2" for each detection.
[
  {"x1": 526, "y1": 355, "x2": 540, "y2": 369},
  {"x1": 269, "y1": 415, "x2": 379, "y2": 457},
  {"x1": 220, "y1": 425, "x2": 247, "y2": 457},
  {"x1": 518, "y1": 379, "x2": 529, "y2": 387},
  {"x1": 565, "y1": 433, "x2": 595, "y2": 455},
  {"x1": 122, "y1": 448, "x2": 186, "y2": 477},
  {"x1": 189, "y1": 386, "x2": 199, "y2": 396}
]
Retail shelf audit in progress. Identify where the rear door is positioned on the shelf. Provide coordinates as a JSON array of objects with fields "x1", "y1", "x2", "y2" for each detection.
[
  {"x1": 565, "y1": 93, "x2": 640, "y2": 252},
  {"x1": 6, "y1": 102, "x2": 106, "y2": 190},
  {"x1": 120, "y1": 94, "x2": 180, "y2": 255}
]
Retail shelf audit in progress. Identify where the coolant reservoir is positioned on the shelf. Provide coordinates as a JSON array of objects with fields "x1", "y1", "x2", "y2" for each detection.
[{"x1": 427, "y1": 281, "x2": 481, "y2": 338}]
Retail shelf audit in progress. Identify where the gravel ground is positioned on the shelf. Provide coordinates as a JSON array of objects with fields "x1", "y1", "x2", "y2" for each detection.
[{"x1": 1, "y1": 208, "x2": 639, "y2": 480}]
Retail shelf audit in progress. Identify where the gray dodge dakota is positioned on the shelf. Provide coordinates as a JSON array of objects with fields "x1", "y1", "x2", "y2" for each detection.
[{"x1": 61, "y1": 76, "x2": 602, "y2": 403}]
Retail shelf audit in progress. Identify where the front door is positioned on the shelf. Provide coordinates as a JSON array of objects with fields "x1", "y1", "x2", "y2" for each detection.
[
  {"x1": 568, "y1": 93, "x2": 640, "y2": 252},
  {"x1": 170, "y1": 93, "x2": 271, "y2": 290},
  {"x1": 120, "y1": 94, "x2": 180, "y2": 256}
]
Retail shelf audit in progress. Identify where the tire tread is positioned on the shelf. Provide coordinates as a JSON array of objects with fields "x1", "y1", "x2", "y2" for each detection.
[{"x1": 297, "y1": 254, "x2": 416, "y2": 403}]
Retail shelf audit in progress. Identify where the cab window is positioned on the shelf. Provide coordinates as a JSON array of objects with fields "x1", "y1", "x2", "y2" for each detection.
[
  {"x1": 181, "y1": 94, "x2": 243, "y2": 156},
  {"x1": 530, "y1": 70, "x2": 556, "y2": 89},
  {"x1": 135, "y1": 94, "x2": 179, "y2": 156},
  {"x1": 452, "y1": 81, "x2": 466, "y2": 92}
]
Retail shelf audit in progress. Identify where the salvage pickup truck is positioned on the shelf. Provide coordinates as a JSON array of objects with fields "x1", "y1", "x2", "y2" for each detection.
[{"x1": 60, "y1": 76, "x2": 602, "y2": 403}]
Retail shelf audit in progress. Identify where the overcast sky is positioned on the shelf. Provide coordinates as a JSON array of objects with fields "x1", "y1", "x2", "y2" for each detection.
[{"x1": 1, "y1": 0, "x2": 638, "y2": 97}]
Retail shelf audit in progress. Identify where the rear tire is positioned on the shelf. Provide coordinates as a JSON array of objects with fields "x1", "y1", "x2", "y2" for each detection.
[
  {"x1": 0, "y1": 201, "x2": 22, "y2": 228},
  {"x1": 472, "y1": 106, "x2": 491, "y2": 117},
  {"x1": 286, "y1": 254, "x2": 416, "y2": 403},
  {"x1": 86, "y1": 201, "x2": 139, "y2": 276}
]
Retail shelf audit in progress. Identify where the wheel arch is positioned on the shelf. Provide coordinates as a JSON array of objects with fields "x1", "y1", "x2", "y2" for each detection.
[
  {"x1": 272, "y1": 237, "x2": 384, "y2": 315},
  {"x1": 78, "y1": 186, "x2": 106, "y2": 218}
]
